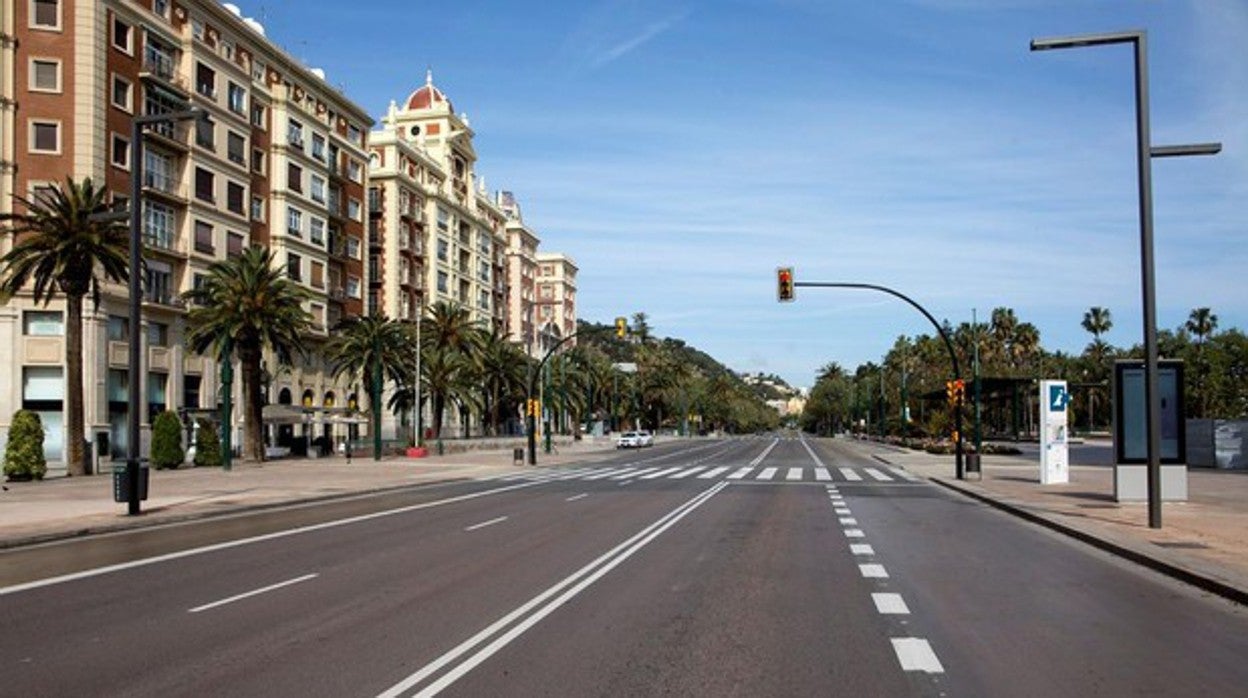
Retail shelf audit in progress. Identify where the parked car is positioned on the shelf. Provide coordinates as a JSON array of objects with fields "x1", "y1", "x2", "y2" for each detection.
[{"x1": 617, "y1": 431, "x2": 654, "y2": 448}]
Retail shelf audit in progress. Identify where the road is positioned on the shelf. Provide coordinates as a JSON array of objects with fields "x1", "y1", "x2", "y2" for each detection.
[{"x1": 2, "y1": 436, "x2": 1246, "y2": 696}]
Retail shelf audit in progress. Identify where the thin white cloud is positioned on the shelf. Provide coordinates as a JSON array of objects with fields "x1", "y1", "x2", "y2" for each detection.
[{"x1": 590, "y1": 10, "x2": 692, "y2": 68}]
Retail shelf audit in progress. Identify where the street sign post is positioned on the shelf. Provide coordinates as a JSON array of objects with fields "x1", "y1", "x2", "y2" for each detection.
[{"x1": 1039, "y1": 380, "x2": 1070, "y2": 484}]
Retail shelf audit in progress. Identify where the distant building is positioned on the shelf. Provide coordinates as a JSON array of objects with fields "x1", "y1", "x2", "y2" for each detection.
[{"x1": 535, "y1": 252, "x2": 578, "y2": 353}]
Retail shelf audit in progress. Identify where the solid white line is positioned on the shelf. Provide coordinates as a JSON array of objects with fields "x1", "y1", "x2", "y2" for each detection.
[
  {"x1": 844, "y1": 529, "x2": 865, "y2": 538},
  {"x1": 892, "y1": 638, "x2": 944, "y2": 674},
  {"x1": 465, "y1": 516, "x2": 508, "y2": 532},
  {"x1": 814, "y1": 468, "x2": 832, "y2": 481},
  {"x1": 850, "y1": 544, "x2": 875, "y2": 555},
  {"x1": 671, "y1": 466, "x2": 707, "y2": 479},
  {"x1": 377, "y1": 482, "x2": 728, "y2": 698},
  {"x1": 727, "y1": 466, "x2": 753, "y2": 480},
  {"x1": 839, "y1": 517, "x2": 858, "y2": 526},
  {"x1": 859, "y1": 564, "x2": 889, "y2": 578},
  {"x1": 872, "y1": 593, "x2": 910, "y2": 615},
  {"x1": 839, "y1": 468, "x2": 863, "y2": 482},
  {"x1": 799, "y1": 437, "x2": 827, "y2": 469},
  {"x1": 864, "y1": 468, "x2": 894, "y2": 482},
  {"x1": 564, "y1": 493, "x2": 588, "y2": 502},
  {"x1": 756, "y1": 467, "x2": 778, "y2": 480},
  {"x1": 188, "y1": 573, "x2": 317, "y2": 614},
  {"x1": 749, "y1": 438, "x2": 780, "y2": 466},
  {"x1": 698, "y1": 466, "x2": 730, "y2": 479},
  {"x1": 0, "y1": 477, "x2": 558, "y2": 597},
  {"x1": 786, "y1": 468, "x2": 803, "y2": 481},
  {"x1": 641, "y1": 467, "x2": 684, "y2": 479}
]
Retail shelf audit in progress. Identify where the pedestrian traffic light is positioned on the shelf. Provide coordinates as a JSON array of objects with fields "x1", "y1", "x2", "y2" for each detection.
[
  {"x1": 777, "y1": 267, "x2": 795, "y2": 302},
  {"x1": 615, "y1": 316, "x2": 627, "y2": 338}
]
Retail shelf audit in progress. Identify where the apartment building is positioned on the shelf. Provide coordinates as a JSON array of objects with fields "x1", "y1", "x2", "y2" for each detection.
[
  {"x1": 0, "y1": 0, "x2": 372, "y2": 467},
  {"x1": 499, "y1": 191, "x2": 539, "y2": 355},
  {"x1": 535, "y1": 252, "x2": 578, "y2": 352}
]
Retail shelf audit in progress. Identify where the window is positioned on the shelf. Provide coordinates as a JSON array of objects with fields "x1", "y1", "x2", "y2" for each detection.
[
  {"x1": 250, "y1": 103, "x2": 266, "y2": 129},
  {"x1": 142, "y1": 200, "x2": 175, "y2": 250},
  {"x1": 436, "y1": 239, "x2": 448, "y2": 262},
  {"x1": 347, "y1": 159, "x2": 362, "y2": 182},
  {"x1": 250, "y1": 148, "x2": 265, "y2": 174},
  {"x1": 287, "y1": 119, "x2": 304, "y2": 149},
  {"x1": 111, "y1": 134, "x2": 129, "y2": 169},
  {"x1": 346, "y1": 237, "x2": 360, "y2": 259},
  {"x1": 147, "y1": 372, "x2": 167, "y2": 423},
  {"x1": 194, "y1": 167, "x2": 214, "y2": 202},
  {"x1": 111, "y1": 16, "x2": 132, "y2": 53},
  {"x1": 24, "y1": 366, "x2": 64, "y2": 461},
  {"x1": 144, "y1": 149, "x2": 174, "y2": 193},
  {"x1": 310, "y1": 175, "x2": 325, "y2": 203},
  {"x1": 107, "y1": 315, "x2": 129, "y2": 341},
  {"x1": 287, "y1": 163, "x2": 302, "y2": 193},
  {"x1": 227, "y1": 132, "x2": 245, "y2": 165},
  {"x1": 310, "y1": 217, "x2": 325, "y2": 245},
  {"x1": 347, "y1": 124, "x2": 362, "y2": 145},
  {"x1": 153, "y1": 0, "x2": 169, "y2": 18},
  {"x1": 437, "y1": 207, "x2": 450, "y2": 233},
  {"x1": 287, "y1": 207, "x2": 303, "y2": 236},
  {"x1": 29, "y1": 120, "x2": 59, "y2": 153},
  {"x1": 183, "y1": 375, "x2": 201, "y2": 410},
  {"x1": 228, "y1": 232, "x2": 245, "y2": 257},
  {"x1": 111, "y1": 75, "x2": 131, "y2": 109},
  {"x1": 311, "y1": 261, "x2": 324, "y2": 288},
  {"x1": 227, "y1": 82, "x2": 246, "y2": 114},
  {"x1": 196, "y1": 115, "x2": 215, "y2": 149},
  {"x1": 194, "y1": 221, "x2": 214, "y2": 254},
  {"x1": 311, "y1": 133, "x2": 326, "y2": 161},
  {"x1": 30, "y1": 59, "x2": 60, "y2": 92},
  {"x1": 144, "y1": 261, "x2": 172, "y2": 304},
  {"x1": 251, "y1": 60, "x2": 266, "y2": 83},
  {"x1": 31, "y1": 0, "x2": 60, "y2": 29},
  {"x1": 148, "y1": 322, "x2": 169, "y2": 347},
  {"x1": 250, "y1": 196, "x2": 264, "y2": 222},
  {"x1": 437, "y1": 271, "x2": 448, "y2": 292},
  {"x1": 196, "y1": 62, "x2": 216, "y2": 98},
  {"x1": 227, "y1": 182, "x2": 245, "y2": 215},
  {"x1": 286, "y1": 253, "x2": 302, "y2": 281},
  {"x1": 346, "y1": 276, "x2": 361, "y2": 299},
  {"x1": 368, "y1": 187, "x2": 381, "y2": 213},
  {"x1": 347, "y1": 198, "x2": 360, "y2": 220},
  {"x1": 23, "y1": 311, "x2": 63, "y2": 336}
]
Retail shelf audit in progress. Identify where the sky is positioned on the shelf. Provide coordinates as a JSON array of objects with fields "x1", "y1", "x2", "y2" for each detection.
[{"x1": 244, "y1": 0, "x2": 1246, "y2": 390}]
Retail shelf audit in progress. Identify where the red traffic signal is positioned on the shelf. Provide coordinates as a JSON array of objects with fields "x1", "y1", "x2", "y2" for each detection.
[{"x1": 777, "y1": 267, "x2": 795, "y2": 302}]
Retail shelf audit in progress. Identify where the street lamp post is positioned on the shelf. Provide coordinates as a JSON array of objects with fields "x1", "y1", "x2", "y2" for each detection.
[
  {"x1": 1031, "y1": 30, "x2": 1220, "y2": 529},
  {"x1": 414, "y1": 310, "x2": 423, "y2": 448},
  {"x1": 126, "y1": 108, "x2": 203, "y2": 516}
]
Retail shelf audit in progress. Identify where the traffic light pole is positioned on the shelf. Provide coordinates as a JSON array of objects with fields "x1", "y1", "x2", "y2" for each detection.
[
  {"x1": 527, "y1": 327, "x2": 601, "y2": 465},
  {"x1": 795, "y1": 281, "x2": 965, "y2": 479}
]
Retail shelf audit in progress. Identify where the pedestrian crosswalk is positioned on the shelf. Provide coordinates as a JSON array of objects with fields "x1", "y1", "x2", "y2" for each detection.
[{"x1": 493, "y1": 463, "x2": 923, "y2": 485}]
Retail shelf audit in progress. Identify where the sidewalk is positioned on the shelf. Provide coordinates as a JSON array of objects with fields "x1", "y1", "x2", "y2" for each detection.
[
  {"x1": 863, "y1": 440, "x2": 1248, "y2": 605},
  {"x1": 0, "y1": 437, "x2": 619, "y2": 549}
]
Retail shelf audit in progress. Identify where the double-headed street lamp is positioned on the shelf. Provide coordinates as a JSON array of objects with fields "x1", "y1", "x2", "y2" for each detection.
[
  {"x1": 125, "y1": 108, "x2": 205, "y2": 516},
  {"x1": 1031, "y1": 30, "x2": 1220, "y2": 529}
]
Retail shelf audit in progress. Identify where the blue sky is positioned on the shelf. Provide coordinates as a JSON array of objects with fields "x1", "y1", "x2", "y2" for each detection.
[{"x1": 248, "y1": 0, "x2": 1245, "y2": 389}]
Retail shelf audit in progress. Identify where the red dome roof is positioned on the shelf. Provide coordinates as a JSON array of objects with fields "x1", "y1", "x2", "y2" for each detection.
[{"x1": 405, "y1": 70, "x2": 452, "y2": 111}]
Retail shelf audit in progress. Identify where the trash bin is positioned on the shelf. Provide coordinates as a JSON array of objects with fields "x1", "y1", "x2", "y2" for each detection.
[
  {"x1": 965, "y1": 453, "x2": 982, "y2": 478},
  {"x1": 513, "y1": 448, "x2": 525, "y2": 465},
  {"x1": 112, "y1": 464, "x2": 149, "y2": 503}
]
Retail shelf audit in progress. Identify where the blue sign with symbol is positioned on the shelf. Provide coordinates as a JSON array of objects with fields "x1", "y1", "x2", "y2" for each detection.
[{"x1": 1049, "y1": 384, "x2": 1069, "y2": 412}]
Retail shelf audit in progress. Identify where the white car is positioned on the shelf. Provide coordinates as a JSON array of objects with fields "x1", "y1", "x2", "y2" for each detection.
[{"x1": 616, "y1": 431, "x2": 654, "y2": 448}]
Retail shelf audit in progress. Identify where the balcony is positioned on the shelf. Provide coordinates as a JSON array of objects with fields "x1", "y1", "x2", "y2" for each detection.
[
  {"x1": 143, "y1": 228, "x2": 182, "y2": 255},
  {"x1": 141, "y1": 170, "x2": 185, "y2": 203},
  {"x1": 140, "y1": 48, "x2": 188, "y2": 96}
]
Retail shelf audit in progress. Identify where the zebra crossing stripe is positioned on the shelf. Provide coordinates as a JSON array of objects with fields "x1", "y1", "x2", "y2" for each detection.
[
  {"x1": 888, "y1": 467, "x2": 920, "y2": 482},
  {"x1": 698, "y1": 467, "x2": 730, "y2": 479},
  {"x1": 815, "y1": 468, "x2": 832, "y2": 481},
  {"x1": 641, "y1": 467, "x2": 685, "y2": 479},
  {"x1": 671, "y1": 466, "x2": 707, "y2": 479},
  {"x1": 612, "y1": 468, "x2": 656, "y2": 480},
  {"x1": 839, "y1": 468, "x2": 863, "y2": 482},
  {"x1": 757, "y1": 467, "x2": 778, "y2": 480},
  {"x1": 584, "y1": 468, "x2": 635, "y2": 480},
  {"x1": 727, "y1": 466, "x2": 753, "y2": 480},
  {"x1": 864, "y1": 468, "x2": 893, "y2": 482},
  {"x1": 786, "y1": 468, "x2": 803, "y2": 481}
]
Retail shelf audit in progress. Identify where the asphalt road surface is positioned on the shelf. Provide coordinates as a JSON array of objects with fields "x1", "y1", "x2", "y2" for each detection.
[{"x1": 2, "y1": 436, "x2": 1246, "y2": 696}]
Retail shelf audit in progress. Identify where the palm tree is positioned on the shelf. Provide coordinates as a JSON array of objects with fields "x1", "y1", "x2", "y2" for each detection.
[
  {"x1": 183, "y1": 246, "x2": 313, "y2": 463},
  {"x1": 0, "y1": 178, "x2": 129, "y2": 475},
  {"x1": 475, "y1": 327, "x2": 526, "y2": 435},
  {"x1": 1081, "y1": 307, "x2": 1114, "y2": 429},
  {"x1": 325, "y1": 315, "x2": 411, "y2": 451},
  {"x1": 1082, "y1": 307, "x2": 1113, "y2": 343},
  {"x1": 421, "y1": 343, "x2": 474, "y2": 438},
  {"x1": 631, "y1": 311, "x2": 653, "y2": 345},
  {"x1": 1186, "y1": 307, "x2": 1219, "y2": 418},
  {"x1": 426, "y1": 300, "x2": 481, "y2": 354}
]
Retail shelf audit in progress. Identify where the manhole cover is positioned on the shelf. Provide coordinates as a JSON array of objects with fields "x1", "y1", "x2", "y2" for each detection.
[{"x1": 1151, "y1": 541, "x2": 1209, "y2": 550}]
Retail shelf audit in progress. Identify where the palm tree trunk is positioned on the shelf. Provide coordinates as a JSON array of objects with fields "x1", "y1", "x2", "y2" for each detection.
[
  {"x1": 65, "y1": 294, "x2": 86, "y2": 476},
  {"x1": 240, "y1": 345, "x2": 265, "y2": 462}
]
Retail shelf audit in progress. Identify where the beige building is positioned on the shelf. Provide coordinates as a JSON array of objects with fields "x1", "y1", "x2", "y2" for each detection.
[
  {"x1": 534, "y1": 252, "x2": 578, "y2": 351},
  {"x1": 499, "y1": 191, "x2": 539, "y2": 355},
  {"x1": 0, "y1": 0, "x2": 372, "y2": 468}
]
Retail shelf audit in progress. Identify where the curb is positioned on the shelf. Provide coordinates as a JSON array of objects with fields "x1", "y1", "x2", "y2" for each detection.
[{"x1": 927, "y1": 476, "x2": 1248, "y2": 608}]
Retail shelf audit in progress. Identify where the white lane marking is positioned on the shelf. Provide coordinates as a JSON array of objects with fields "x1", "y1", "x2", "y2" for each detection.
[
  {"x1": 844, "y1": 529, "x2": 865, "y2": 538},
  {"x1": 698, "y1": 466, "x2": 730, "y2": 479},
  {"x1": 727, "y1": 467, "x2": 753, "y2": 480},
  {"x1": 613, "y1": 467, "x2": 658, "y2": 480},
  {"x1": 1, "y1": 476, "x2": 561, "y2": 597},
  {"x1": 582, "y1": 467, "x2": 635, "y2": 480},
  {"x1": 799, "y1": 437, "x2": 827, "y2": 469},
  {"x1": 188, "y1": 573, "x2": 317, "y2": 614},
  {"x1": 872, "y1": 593, "x2": 910, "y2": 615},
  {"x1": 835, "y1": 508, "x2": 852, "y2": 516},
  {"x1": 859, "y1": 564, "x2": 889, "y2": 578},
  {"x1": 888, "y1": 467, "x2": 921, "y2": 482},
  {"x1": 814, "y1": 468, "x2": 832, "y2": 481},
  {"x1": 465, "y1": 516, "x2": 509, "y2": 532},
  {"x1": 565, "y1": 493, "x2": 588, "y2": 502},
  {"x1": 641, "y1": 467, "x2": 685, "y2": 480},
  {"x1": 756, "y1": 467, "x2": 778, "y2": 480},
  {"x1": 839, "y1": 468, "x2": 863, "y2": 482},
  {"x1": 864, "y1": 468, "x2": 893, "y2": 482},
  {"x1": 850, "y1": 544, "x2": 875, "y2": 555},
  {"x1": 786, "y1": 468, "x2": 803, "y2": 481},
  {"x1": 749, "y1": 438, "x2": 780, "y2": 466},
  {"x1": 892, "y1": 638, "x2": 944, "y2": 674},
  {"x1": 839, "y1": 517, "x2": 858, "y2": 526},
  {"x1": 377, "y1": 482, "x2": 729, "y2": 698},
  {"x1": 671, "y1": 466, "x2": 707, "y2": 479}
]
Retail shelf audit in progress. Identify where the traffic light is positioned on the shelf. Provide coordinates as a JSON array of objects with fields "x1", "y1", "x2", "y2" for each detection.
[
  {"x1": 777, "y1": 267, "x2": 795, "y2": 302},
  {"x1": 615, "y1": 316, "x2": 627, "y2": 339},
  {"x1": 946, "y1": 379, "x2": 965, "y2": 406}
]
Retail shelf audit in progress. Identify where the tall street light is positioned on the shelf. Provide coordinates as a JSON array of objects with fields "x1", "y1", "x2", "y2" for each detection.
[
  {"x1": 126, "y1": 107, "x2": 204, "y2": 516},
  {"x1": 1031, "y1": 30, "x2": 1220, "y2": 529}
]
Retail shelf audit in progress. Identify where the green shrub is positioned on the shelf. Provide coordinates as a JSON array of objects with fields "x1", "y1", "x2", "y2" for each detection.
[
  {"x1": 194, "y1": 419, "x2": 222, "y2": 467},
  {"x1": 151, "y1": 411, "x2": 185, "y2": 470},
  {"x1": 4, "y1": 410, "x2": 47, "y2": 481}
]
